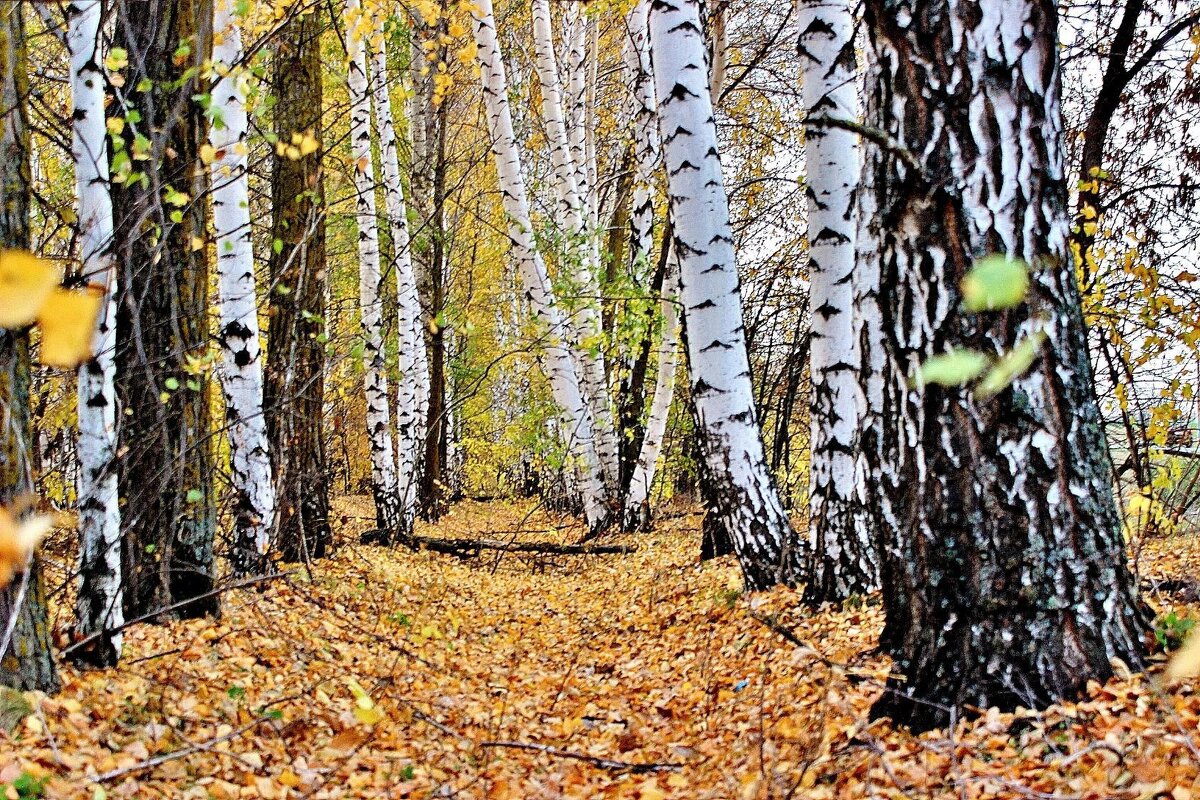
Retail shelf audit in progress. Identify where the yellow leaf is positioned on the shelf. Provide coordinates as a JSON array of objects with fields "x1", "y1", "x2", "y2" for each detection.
[
  {"x1": 353, "y1": 705, "x2": 385, "y2": 725},
  {"x1": 0, "y1": 250, "x2": 58, "y2": 328},
  {"x1": 0, "y1": 507, "x2": 53, "y2": 587},
  {"x1": 199, "y1": 143, "x2": 217, "y2": 164},
  {"x1": 37, "y1": 288, "x2": 102, "y2": 368}
]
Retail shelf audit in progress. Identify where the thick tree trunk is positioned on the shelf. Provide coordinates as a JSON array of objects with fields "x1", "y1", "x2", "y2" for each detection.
[
  {"x1": 264, "y1": 3, "x2": 331, "y2": 564},
  {"x1": 345, "y1": 0, "x2": 401, "y2": 531},
  {"x1": 797, "y1": 0, "x2": 877, "y2": 604},
  {"x1": 210, "y1": 0, "x2": 275, "y2": 575},
  {"x1": 649, "y1": 0, "x2": 799, "y2": 591},
  {"x1": 112, "y1": 0, "x2": 218, "y2": 620},
  {"x1": 0, "y1": 3, "x2": 58, "y2": 691},
  {"x1": 67, "y1": 0, "x2": 124, "y2": 666},
  {"x1": 862, "y1": 0, "x2": 1151, "y2": 731},
  {"x1": 370, "y1": 30, "x2": 429, "y2": 537},
  {"x1": 471, "y1": 0, "x2": 611, "y2": 533}
]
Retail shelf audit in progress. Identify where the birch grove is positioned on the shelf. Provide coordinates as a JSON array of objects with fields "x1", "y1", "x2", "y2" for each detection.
[
  {"x1": 209, "y1": 0, "x2": 276, "y2": 574},
  {"x1": 67, "y1": 0, "x2": 123, "y2": 666},
  {"x1": 470, "y1": 0, "x2": 611, "y2": 532}
]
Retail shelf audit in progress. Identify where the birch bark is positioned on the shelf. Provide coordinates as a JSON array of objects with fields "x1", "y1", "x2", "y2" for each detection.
[
  {"x1": 67, "y1": 0, "x2": 124, "y2": 665},
  {"x1": 210, "y1": 0, "x2": 276, "y2": 574},
  {"x1": 796, "y1": 0, "x2": 877, "y2": 603}
]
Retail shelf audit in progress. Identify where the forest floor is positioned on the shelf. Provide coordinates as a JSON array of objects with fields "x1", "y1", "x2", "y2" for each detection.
[{"x1": 3, "y1": 498, "x2": 1200, "y2": 799}]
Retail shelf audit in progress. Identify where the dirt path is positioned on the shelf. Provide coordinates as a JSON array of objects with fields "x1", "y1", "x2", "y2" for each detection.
[{"x1": 3, "y1": 498, "x2": 1199, "y2": 798}]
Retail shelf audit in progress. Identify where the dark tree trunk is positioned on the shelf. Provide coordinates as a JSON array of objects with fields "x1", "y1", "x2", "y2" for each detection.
[
  {"x1": 419, "y1": 89, "x2": 450, "y2": 521},
  {"x1": 861, "y1": 0, "x2": 1151, "y2": 731},
  {"x1": 264, "y1": 5, "x2": 331, "y2": 564},
  {"x1": 0, "y1": 3, "x2": 58, "y2": 692},
  {"x1": 111, "y1": 0, "x2": 218, "y2": 620}
]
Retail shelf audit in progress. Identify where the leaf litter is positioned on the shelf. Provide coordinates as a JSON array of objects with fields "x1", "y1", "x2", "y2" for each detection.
[{"x1": 3, "y1": 497, "x2": 1200, "y2": 799}]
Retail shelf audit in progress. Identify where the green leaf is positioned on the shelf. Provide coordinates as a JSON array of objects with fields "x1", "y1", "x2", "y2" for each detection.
[
  {"x1": 164, "y1": 377, "x2": 180, "y2": 391},
  {"x1": 961, "y1": 255, "x2": 1030, "y2": 312},
  {"x1": 975, "y1": 330, "x2": 1047, "y2": 398},
  {"x1": 185, "y1": 488, "x2": 204, "y2": 503},
  {"x1": 911, "y1": 349, "x2": 989, "y2": 388}
]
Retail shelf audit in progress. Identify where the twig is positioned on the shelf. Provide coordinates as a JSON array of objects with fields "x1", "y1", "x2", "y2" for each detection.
[
  {"x1": 362, "y1": 531, "x2": 636, "y2": 557},
  {"x1": 94, "y1": 716, "x2": 269, "y2": 782},
  {"x1": 478, "y1": 740, "x2": 684, "y2": 773},
  {"x1": 63, "y1": 572, "x2": 289, "y2": 656},
  {"x1": 804, "y1": 115, "x2": 922, "y2": 173}
]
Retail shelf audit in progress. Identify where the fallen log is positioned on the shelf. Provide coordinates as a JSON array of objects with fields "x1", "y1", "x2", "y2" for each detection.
[{"x1": 359, "y1": 530, "x2": 637, "y2": 556}]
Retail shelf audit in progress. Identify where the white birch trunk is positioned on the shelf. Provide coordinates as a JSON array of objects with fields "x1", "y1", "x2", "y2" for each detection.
[
  {"x1": 797, "y1": 0, "x2": 877, "y2": 602},
  {"x1": 347, "y1": 0, "x2": 401, "y2": 530},
  {"x1": 624, "y1": 0, "x2": 659, "y2": 272},
  {"x1": 624, "y1": 255, "x2": 680, "y2": 530},
  {"x1": 564, "y1": 5, "x2": 593, "y2": 222},
  {"x1": 370, "y1": 32, "x2": 429, "y2": 533},
  {"x1": 650, "y1": 0, "x2": 798, "y2": 590},
  {"x1": 68, "y1": 0, "x2": 123, "y2": 666},
  {"x1": 210, "y1": 0, "x2": 276, "y2": 574},
  {"x1": 529, "y1": 0, "x2": 620, "y2": 493},
  {"x1": 471, "y1": 0, "x2": 611, "y2": 532}
]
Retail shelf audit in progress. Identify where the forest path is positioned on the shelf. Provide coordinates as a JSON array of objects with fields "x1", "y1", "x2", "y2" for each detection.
[{"x1": 4, "y1": 499, "x2": 1200, "y2": 798}]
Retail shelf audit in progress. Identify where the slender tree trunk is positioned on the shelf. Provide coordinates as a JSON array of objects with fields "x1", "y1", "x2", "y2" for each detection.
[
  {"x1": 112, "y1": 0, "x2": 218, "y2": 620},
  {"x1": 0, "y1": 2, "x2": 58, "y2": 691},
  {"x1": 67, "y1": 0, "x2": 123, "y2": 666},
  {"x1": 420, "y1": 100, "x2": 451, "y2": 521},
  {"x1": 346, "y1": 0, "x2": 401, "y2": 531},
  {"x1": 370, "y1": 28, "x2": 429, "y2": 537},
  {"x1": 797, "y1": 0, "x2": 877, "y2": 604},
  {"x1": 624, "y1": 257, "x2": 680, "y2": 530},
  {"x1": 210, "y1": 0, "x2": 275, "y2": 575},
  {"x1": 471, "y1": 0, "x2": 611, "y2": 532},
  {"x1": 649, "y1": 0, "x2": 799, "y2": 590},
  {"x1": 862, "y1": 0, "x2": 1151, "y2": 731},
  {"x1": 264, "y1": 3, "x2": 331, "y2": 564},
  {"x1": 625, "y1": 0, "x2": 659, "y2": 275}
]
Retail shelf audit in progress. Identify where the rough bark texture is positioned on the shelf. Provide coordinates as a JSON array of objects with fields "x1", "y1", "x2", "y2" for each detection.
[
  {"x1": 0, "y1": 3, "x2": 58, "y2": 692},
  {"x1": 211, "y1": 0, "x2": 275, "y2": 575},
  {"x1": 264, "y1": 3, "x2": 331, "y2": 564},
  {"x1": 798, "y1": 0, "x2": 878, "y2": 604},
  {"x1": 471, "y1": 0, "x2": 611, "y2": 532},
  {"x1": 862, "y1": 0, "x2": 1151, "y2": 731},
  {"x1": 649, "y1": 0, "x2": 799, "y2": 591},
  {"x1": 67, "y1": 0, "x2": 124, "y2": 666},
  {"x1": 111, "y1": 0, "x2": 218, "y2": 620},
  {"x1": 346, "y1": 0, "x2": 401, "y2": 531}
]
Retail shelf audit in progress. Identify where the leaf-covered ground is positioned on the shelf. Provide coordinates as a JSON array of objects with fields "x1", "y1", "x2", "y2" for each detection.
[{"x1": 3, "y1": 498, "x2": 1200, "y2": 798}]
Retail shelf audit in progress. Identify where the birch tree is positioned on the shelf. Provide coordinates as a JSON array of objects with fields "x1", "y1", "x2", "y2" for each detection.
[
  {"x1": 346, "y1": 0, "x2": 401, "y2": 532},
  {"x1": 210, "y1": 0, "x2": 275, "y2": 574},
  {"x1": 649, "y1": 0, "x2": 799, "y2": 590},
  {"x1": 471, "y1": 0, "x2": 611, "y2": 532},
  {"x1": 861, "y1": 0, "x2": 1150, "y2": 731},
  {"x1": 796, "y1": 0, "x2": 877, "y2": 603},
  {"x1": 624, "y1": 257, "x2": 680, "y2": 530},
  {"x1": 624, "y1": 0, "x2": 659, "y2": 274},
  {"x1": 369, "y1": 24, "x2": 429, "y2": 535},
  {"x1": 67, "y1": 0, "x2": 123, "y2": 666}
]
